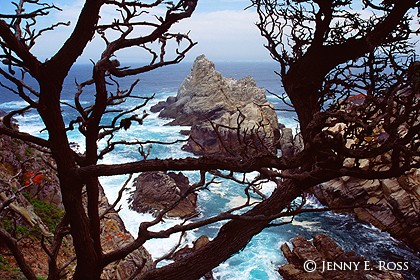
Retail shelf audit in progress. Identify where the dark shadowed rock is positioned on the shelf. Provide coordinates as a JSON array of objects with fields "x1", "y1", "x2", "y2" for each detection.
[
  {"x1": 171, "y1": 235, "x2": 214, "y2": 280},
  {"x1": 312, "y1": 234, "x2": 344, "y2": 261},
  {"x1": 291, "y1": 236, "x2": 323, "y2": 266},
  {"x1": 179, "y1": 129, "x2": 191, "y2": 136},
  {"x1": 129, "y1": 171, "x2": 198, "y2": 218},
  {"x1": 278, "y1": 234, "x2": 404, "y2": 280},
  {"x1": 150, "y1": 96, "x2": 177, "y2": 113},
  {"x1": 279, "y1": 128, "x2": 294, "y2": 157},
  {"x1": 171, "y1": 235, "x2": 210, "y2": 261}
]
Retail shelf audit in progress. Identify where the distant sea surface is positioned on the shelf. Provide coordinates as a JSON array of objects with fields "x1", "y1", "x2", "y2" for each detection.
[{"x1": 0, "y1": 62, "x2": 419, "y2": 279}]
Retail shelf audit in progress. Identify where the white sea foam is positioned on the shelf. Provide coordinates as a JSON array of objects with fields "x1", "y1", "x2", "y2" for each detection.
[
  {"x1": 99, "y1": 173, "x2": 202, "y2": 260},
  {"x1": 226, "y1": 195, "x2": 261, "y2": 209},
  {"x1": 0, "y1": 100, "x2": 30, "y2": 109},
  {"x1": 259, "y1": 180, "x2": 277, "y2": 197},
  {"x1": 98, "y1": 153, "x2": 203, "y2": 261},
  {"x1": 291, "y1": 220, "x2": 322, "y2": 231},
  {"x1": 14, "y1": 114, "x2": 47, "y2": 137}
]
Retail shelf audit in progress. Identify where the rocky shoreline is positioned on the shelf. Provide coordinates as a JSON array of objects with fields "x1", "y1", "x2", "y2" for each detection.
[
  {"x1": 278, "y1": 234, "x2": 405, "y2": 280},
  {"x1": 1, "y1": 55, "x2": 418, "y2": 278},
  {"x1": 312, "y1": 170, "x2": 420, "y2": 252}
]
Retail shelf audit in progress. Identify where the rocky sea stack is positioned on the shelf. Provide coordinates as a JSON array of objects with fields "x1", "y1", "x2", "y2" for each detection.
[
  {"x1": 129, "y1": 171, "x2": 198, "y2": 218},
  {"x1": 151, "y1": 55, "x2": 280, "y2": 157}
]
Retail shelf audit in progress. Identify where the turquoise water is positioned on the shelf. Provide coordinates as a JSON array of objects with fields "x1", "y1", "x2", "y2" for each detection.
[{"x1": 1, "y1": 62, "x2": 419, "y2": 279}]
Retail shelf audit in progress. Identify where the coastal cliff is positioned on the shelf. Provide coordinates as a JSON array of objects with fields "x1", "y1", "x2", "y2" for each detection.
[
  {"x1": 310, "y1": 106, "x2": 420, "y2": 251},
  {"x1": 0, "y1": 129, "x2": 152, "y2": 279}
]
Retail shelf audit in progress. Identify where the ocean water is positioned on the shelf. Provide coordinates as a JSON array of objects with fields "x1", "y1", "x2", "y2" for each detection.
[{"x1": 1, "y1": 62, "x2": 419, "y2": 279}]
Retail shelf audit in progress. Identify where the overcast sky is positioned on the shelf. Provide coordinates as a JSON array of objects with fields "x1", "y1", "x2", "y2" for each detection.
[
  {"x1": 177, "y1": 0, "x2": 270, "y2": 62},
  {"x1": 3, "y1": 0, "x2": 270, "y2": 63}
]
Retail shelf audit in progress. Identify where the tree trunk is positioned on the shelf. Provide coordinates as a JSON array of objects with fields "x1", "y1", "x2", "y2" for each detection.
[
  {"x1": 37, "y1": 76, "x2": 102, "y2": 279},
  {"x1": 60, "y1": 177, "x2": 102, "y2": 280},
  {"x1": 282, "y1": 46, "x2": 333, "y2": 140}
]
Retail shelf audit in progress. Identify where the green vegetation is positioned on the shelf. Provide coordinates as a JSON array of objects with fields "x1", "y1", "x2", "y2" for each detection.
[
  {"x1": 0, "y1": 217, "x2": 13, "y2": 233},
  {"x1": 0, "y1": 255, "x2": 21, "y2": 275},
  {"x1": 0, "y1": 256, "x2": 9, "y2": 271},
  {"x1": 1, "y1": 194, "x2": 64, "y2": 240},
  {"x1": 15, "y1": 225, "x2": 30, "y2": 237},
  {"x1": 28, "y1": 196, "x2": 64, "y2": 232},
  {"x1": 24, "y1": 147, "x2": 34, "y2": 157},
  {"x1": 0, "y1": 215, "x2": 36, "y2": 240}
]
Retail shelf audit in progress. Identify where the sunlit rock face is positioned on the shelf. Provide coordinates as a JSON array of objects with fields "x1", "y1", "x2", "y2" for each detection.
[{"x1": 152, "y1": 55, "x2": 280, "y2": 157}]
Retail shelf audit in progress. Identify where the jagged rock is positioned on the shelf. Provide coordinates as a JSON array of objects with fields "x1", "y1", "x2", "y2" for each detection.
[
  {"x1": 279, "y1": 234, "x2": 404, "y2": 280},
  {"x1": 292, "y1": 236, "x2": 323, "y2": 266},
  {"x1": 312, "y1": 234, "x2": 344, "y2": 261},
  {"x1": 279, "y1": 128, "x2": 295, "y2": 157},
  {"x1": 184, "y1": 104, "x2": 280, "y2": 157},
  {"x1": 151, "y1": 55, "x2": 280, "y2": 157},
  {"x1": 98, "y1": 185, "x2": 153, "y2": 280},
  {"x1": 308, "y1": 88, "x2": 420, "y2": 252},
  {"x1": 129, "y1": 171, "x2": 198, "y2": 218},
  {"x1": 312, "y1": 169, "x2": 420, "y2": 251},
  {"x1": 153, "y1": 55, "x2": 270, "y2": 125},
  {"x1": 278, "y1": 128, "x2": 304, "y2": 157}
]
